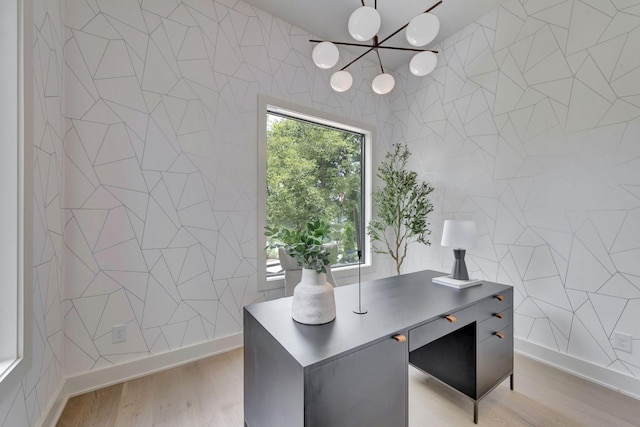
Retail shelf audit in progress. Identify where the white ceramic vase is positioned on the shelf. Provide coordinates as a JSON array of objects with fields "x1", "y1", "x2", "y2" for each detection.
[{"x1": 291, "y1": 268, "x2": 336, "y2": 325}]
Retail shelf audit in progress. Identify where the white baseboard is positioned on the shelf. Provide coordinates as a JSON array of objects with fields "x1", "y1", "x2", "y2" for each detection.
[
  {"x1": 515, "y1": 337, "x2": 640, "y2": 400},
  {"x1": 37, "y1": 332, "x2": 243, "y2": 427}
]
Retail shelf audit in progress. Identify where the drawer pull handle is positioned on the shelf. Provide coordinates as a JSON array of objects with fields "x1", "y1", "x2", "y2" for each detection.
[
  {"x1": 495, "y1": 294, "x2": 505, "y2": 302},
  {"x1": 494, "y1": 313, "x2": 504, "y2": 319},
  {"x1": 393, "y1": 334, "x2": 407, "y2": 342},
  {"x1": 495, "y1": 332, "x2": 505, "y2": 339},
  {"x1": 445, "y1": 315, "x2": 457, "y2": 323}
]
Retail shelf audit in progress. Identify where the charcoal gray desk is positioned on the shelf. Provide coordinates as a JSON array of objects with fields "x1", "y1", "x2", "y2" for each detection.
[{"x1": 244, "y1": 270, "x2": 513, "y2": 426}]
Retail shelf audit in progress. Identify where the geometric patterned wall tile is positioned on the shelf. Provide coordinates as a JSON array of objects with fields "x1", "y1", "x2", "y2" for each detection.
[
  {"x1": 213, "y1": 301, "x2": 242, "y2": 337},
  {"x1": 535, "y1": 298, "x2": 574, "y2": 338},
  {"x1": 589, "y1": 33, "x2": 628, "y2": 81},
  {"x1": 567, "y1": 317, "x2": 613, "y2": 366},
  {"x1": 576, "y1": 56, "x2": 617, "y2": 103},
  {"x1": 565, "y1": 238, "x2": 613, "y2": 292},
  {"x1": 615, "y1": 299, "x2": 640, "y2": 342},
  {"x1": 524, "y1": 276, "x2": 572, "y2": 311},
  {"x1": 575, "y1": 299, "x2": 618, "y2": 361},
  {"x1": 566, "y1": 80, "x2": 612, "y2": 132},
  {"x1": 65, "y1": 307, "x2": 100, "y2": 361},
  {"x1": 600, "y1": 99, "x2": 640, "y2": 125},
  {"x1": 97, "y1": 0, "x2": 148, "y2": 33},
  {"x1": 141, "y1": 277, "x2": 179, "y2": 329},
  {"x1": 531, "y1": 1, "x2": 572, "y2": 27},
  {"x1": 599, "y1": 273, "x2": 640, "y2": 298},
  {"x1": 589, "y1": 292, "x2": 628, "y2": 335},
  {"x1": 602, "y1": 11, "x2": 640, "y2": 43},
  {"x1": 494, "y1": 6, "x2": 525, "y2": 51},
  {"x1": 94, "y1": 239, "x2": 149, "y2": 272},
  {"x1": 73, "y1": 295, "x2": 108, "y2": 338},
  {"x1": 611, "y1": 209, "x2": 640, "y2": 253},
  {"x1": 611, "y1": 64, "x2": 640, "y2": 97},
  {"x1": 83, "y1": 272, "x2": 123, "y2": 297},
  {"x1": 583, "y1": 0, "x2": 618, "y2": 16},
  {"x1": 612, "y1": 26, "x2": 640, "y2": 81},
  {"x1": 612, "y1": 249, "x2": 640, "y2": 276},
  {"x1": 150, "y1": 256, "x2": 182, "y2": 302},
  {"x1": 566, "y1": 0, "x2": 612, "y2": 55},
  {"x1": 523, "y1": 246, "x2": 558, "y2": 280},
  {"x1": 528, "y1": 318, "x2": 559, "y2": 350},
  {"x1": 575, "y1": 220, "x2": 617, "y2": 274},
  {"x1": 161, "y1": 322, "x2": 188, "y2": 350}
]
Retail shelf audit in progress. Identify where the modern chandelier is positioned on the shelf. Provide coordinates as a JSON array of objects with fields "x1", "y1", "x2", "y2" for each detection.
[{"x1": 310, "y1": 0, "x2": 442, "y2": 95}]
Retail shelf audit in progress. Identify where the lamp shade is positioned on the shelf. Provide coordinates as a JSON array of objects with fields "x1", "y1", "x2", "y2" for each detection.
[
  {"x1": 371, "y1": 73, "x2": 395, "y2": 95},
  {"x1": 409, "y1": 51, "x2": 438, "y2": 76},
  {"x1": 348, "y1": 6, "x2": 381, "y2": 42},
  {"x1": 330, "y1": 70, "x2": 353, "y2": 92},
  {"x1": 312, "y1": 42, "x2": 339, "y2": 69},
  {"x1": 441, "y1": 220, "x2": 477, "y2": 249},
  {"x1": 406, "y1": 13, "x2": 440, "y2": 47}
]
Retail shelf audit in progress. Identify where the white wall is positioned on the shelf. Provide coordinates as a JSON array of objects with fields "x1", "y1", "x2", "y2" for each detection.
[
  {"x1": 0, "y1": 0, "x2": 66, "y2": 425},
  {"x1": 60, "y1": 0, "x2": 393, "y2": 377},
  {"x1": 396, "y1": 0, "x2": 640, "y2": 382}
]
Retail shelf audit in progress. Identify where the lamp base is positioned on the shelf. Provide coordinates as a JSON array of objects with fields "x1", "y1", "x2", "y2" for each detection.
[
  {"x1": 433, "y1": 275, "x2": 482, "y2": 289},
  {"x1": 451, "y1": 248, "x2": 469, "y2": 280}
]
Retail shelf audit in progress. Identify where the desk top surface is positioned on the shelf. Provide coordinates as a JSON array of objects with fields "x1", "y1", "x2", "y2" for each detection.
[{"x1": 244, "y1": 270, "x2": 512, "y2": 368}]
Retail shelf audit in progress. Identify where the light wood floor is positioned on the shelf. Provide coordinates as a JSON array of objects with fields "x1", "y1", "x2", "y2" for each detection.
[{"x1": 57, "y1": 348, "x2": 640, "y2": 427}]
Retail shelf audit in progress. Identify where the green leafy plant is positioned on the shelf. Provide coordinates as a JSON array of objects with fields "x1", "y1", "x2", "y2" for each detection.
[
  {"x1": 367, "y1": 143, "x2": 435, "y2": 275},
  {"x1": 265, "y1": 219, "x2": 334, "y2": 273}
]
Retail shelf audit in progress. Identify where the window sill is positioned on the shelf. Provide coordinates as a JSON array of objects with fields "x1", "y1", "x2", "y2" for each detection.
[
  {"x1": 0, "y1": 357, "x2": 19, "y2": 383},
  {"x1": 262, "y1": 262, "x2": 374, "y2": 292}
]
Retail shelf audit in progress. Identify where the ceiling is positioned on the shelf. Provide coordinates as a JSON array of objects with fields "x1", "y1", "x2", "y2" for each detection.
[{"x1": 241, "y1": 0, "x2": 509, "y2": 72}]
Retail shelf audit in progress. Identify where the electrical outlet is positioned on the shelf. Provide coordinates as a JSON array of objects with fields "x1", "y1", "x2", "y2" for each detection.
[
  {"x1": 112, "y1": 324, "x2": 127, "y2": 344},
  {"x1": 613, "y1": 331, "x2": 632, "y2": 353}
]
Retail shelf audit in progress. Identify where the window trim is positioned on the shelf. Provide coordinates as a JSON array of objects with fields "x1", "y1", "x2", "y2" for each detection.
[
  {"x1": 257, "y1": 95, "x2": 374, "y2": 292},
  {"x1": 0, "y1": 0, "x2": 33, "y2": 392}
]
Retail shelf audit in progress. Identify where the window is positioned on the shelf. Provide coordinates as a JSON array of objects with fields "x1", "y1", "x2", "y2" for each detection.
[
  {"x1": 0, "y1": 0, "x2": 32, "y2": 389},
  {"x1": 258, "y1": 96, "x2": 373, "y2": 291}
]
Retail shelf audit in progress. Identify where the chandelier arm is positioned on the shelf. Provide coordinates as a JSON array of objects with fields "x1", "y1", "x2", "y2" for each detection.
[
  {"x1": 376, "y1": 0, "x2": 442, "y2": 47},
  {"x1": 376, "y1": 46, "x2": 438, "y2": 53},
  {"x1": 340, "y1": 46, "x2": 377, "y2": 71},
  {"x1": 375, "y1": 49, "x2": 385, "y2": 74},
  {"x1": 310, "y1": 39, "x2": 438, "y2": 53},
  {"x1": 309, "y1": 39, "x2": 374, "y2": 49}
]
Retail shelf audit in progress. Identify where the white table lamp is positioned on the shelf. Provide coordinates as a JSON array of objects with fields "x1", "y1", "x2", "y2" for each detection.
[{"x1": 441, "y1": 220, "x2": 477, "y2": 281}]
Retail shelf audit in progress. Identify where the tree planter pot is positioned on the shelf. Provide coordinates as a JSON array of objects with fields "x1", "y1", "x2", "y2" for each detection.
[{"x1": 291, "y1": 268, "x2": 336, "y2": 325}]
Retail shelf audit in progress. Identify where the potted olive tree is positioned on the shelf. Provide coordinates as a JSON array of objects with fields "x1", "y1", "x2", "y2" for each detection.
[
  {"x1": 367, "y1": 143, "x2": 435, "y2": 275},
  {"x1": 265, "y1": 220, "x2": 336, "y2": 324}
]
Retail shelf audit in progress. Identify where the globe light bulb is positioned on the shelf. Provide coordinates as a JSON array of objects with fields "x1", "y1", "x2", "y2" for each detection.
[
  {"x1": 312, "y1": 42, "x2": 339, "y2": 69},
  {"x1": 330, "y1": 70, "x2": 353, "y2": 92},
  {"x1": 371, "y1": 73, "x2": 395, "y2": 95},
  {"x1": 406, "y1": 13, "x2": 440, "y2": 47},
  {"x1": 409, "y1": 51, "x2": 438, "y2": 76},
  {"x1": 348, "y1": 6, "x2": 381, "y2": 42}
]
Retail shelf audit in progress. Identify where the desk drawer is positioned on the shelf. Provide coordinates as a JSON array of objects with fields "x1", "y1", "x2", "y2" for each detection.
[
  {"x1": 409, "y1": 290, "x2": 513, "y2": 352},
  {"x1": 478, "y1": 309, "x2": 513, "y2": 342},
  {"x1": 478, "y1": 324, "x2": 513, "y2": 398},
  {"x1": 475, "y1": 290, "x2": 513, "y2": 321},
  {"x1": 409, "y1": 309, "x2": 472, "y2": 352}
]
